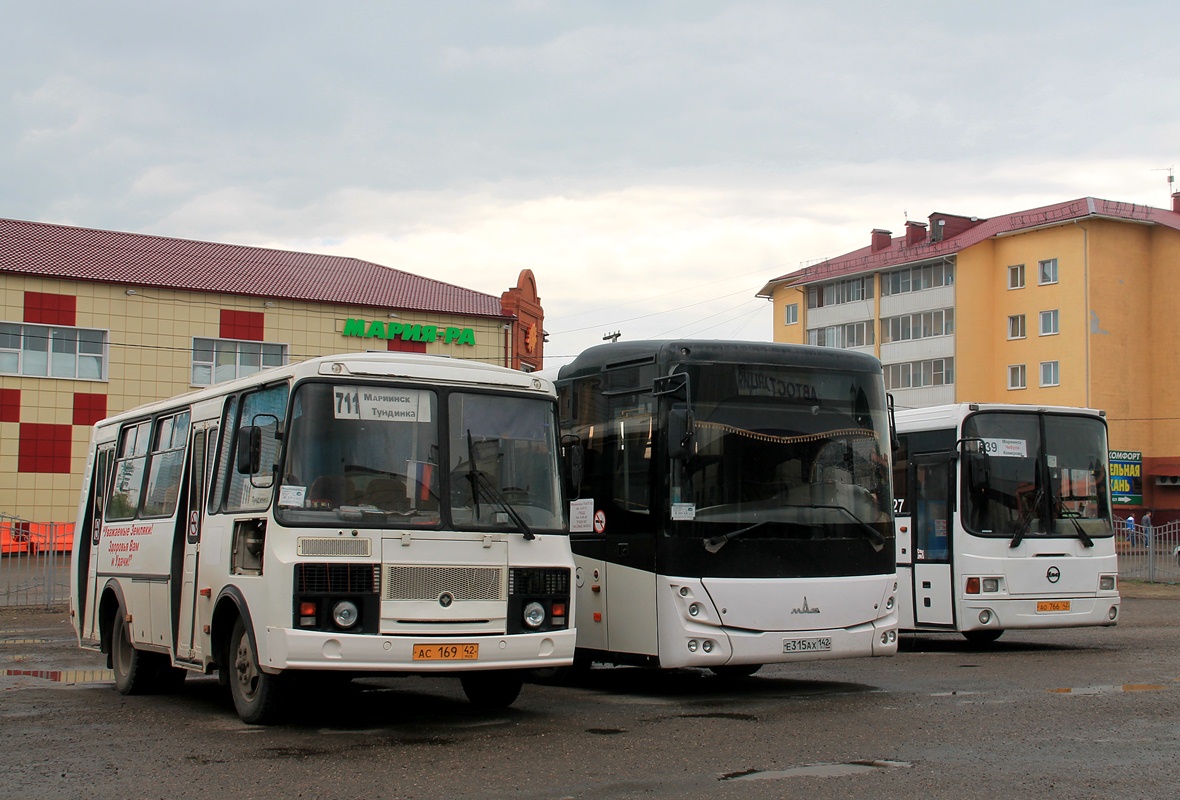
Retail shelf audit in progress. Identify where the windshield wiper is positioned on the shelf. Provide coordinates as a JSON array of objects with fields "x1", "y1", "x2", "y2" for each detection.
[
  {"x1": 467, "y1": 432, "x2": 534, "y2": 540},
  {"x1": 1010, "y1": 486, "x2": 1043, "y2": 549},
  {"x1": 812, "y1": 503, "x2": 886, "y2": 552},
  {"x1": 704, "y1": 521, "x2": 767, "y2": 554},
  {"x1": 1054, "y1": 496, "x2": 1095, "y2": 548}
]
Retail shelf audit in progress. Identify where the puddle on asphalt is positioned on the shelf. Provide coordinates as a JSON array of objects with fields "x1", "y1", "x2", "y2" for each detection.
[
  {"x1": 1048, "y1": 684, "x2": 1165, "y2": 695},
  {"x1": 2, "y1": 668, "x2": 113, "y2": 684},
  {"x1": 722, "y1": 760, "x2": 911, "y2": 780}
]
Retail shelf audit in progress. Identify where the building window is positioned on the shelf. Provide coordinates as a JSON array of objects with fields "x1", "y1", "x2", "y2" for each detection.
[
  {"x1": 881, "y1": 261, "x2": 955, "y2": 297},
  {"x1": 784, "y1": 303, "x2": 799, "y2": 325},
  {"x1": 1008, "y1": 364, "x2": 1027, "y2": 390},
  {"x1": 192, "y1": 338, "x2": 287, "y2": 387},
  {"x1": 1040, "y1": 309, "x2": 1059, "y2": 336},
  {"x1": 881, "y1": 308, "x2": 954, "y2": 343},
  {"x1": 807, "y1": 276, "x2": 874, "y2": 309},
  {"x1": 1041, "y1": 361, "x2": 1060, "y2": 387},
  {"x1": 1038, "y1": 258, "x2": 1058, "y2": 285},
  {"x1": 0, "y1": 323, "x2": 107, "y2": 380},
  {"x1": 1008, "y1": 264, "x2": 1025, "y2": 289},
  {"x1": 1008, "y1": 314, "x2": 1026, "y2": 339},
  {"x1": 884, "y1": 357, "x2": 955, "y2": 390},
  {"x1": 808, "y1": 321, "x2": 875, "y2": 349}
]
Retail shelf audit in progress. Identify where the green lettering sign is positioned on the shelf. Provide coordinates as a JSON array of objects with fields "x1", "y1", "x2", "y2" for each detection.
[{"x1": 342, "y1": 318, "x2": 477, "y2": 346}]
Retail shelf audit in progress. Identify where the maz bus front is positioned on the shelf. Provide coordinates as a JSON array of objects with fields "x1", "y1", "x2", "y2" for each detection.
[
  {"x1": 71, "y1": 353, "x2": 575, "y2": 723},
  {"x1": 893, "y1": 403, "x2": 1120, "y2": 643},
  {"x1": 556, "y1": 340, "x2": 899, "y2": 676}
]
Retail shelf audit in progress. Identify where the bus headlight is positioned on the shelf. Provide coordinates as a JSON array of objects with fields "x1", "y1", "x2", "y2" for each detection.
[
  {"x1": 523, "y1": 601, "x2": 546, "y2": 629},
  {"x1": 332, "y1": 600, "x2": 359, "y2": 629}
]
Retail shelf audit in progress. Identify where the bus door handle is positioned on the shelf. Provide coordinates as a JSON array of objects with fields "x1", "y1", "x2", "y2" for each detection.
[{"x1": 617, "y1": 543, "x2": 629, "y2": 557}]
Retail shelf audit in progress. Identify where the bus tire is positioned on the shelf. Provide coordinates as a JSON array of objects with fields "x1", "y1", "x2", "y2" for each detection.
[
  {"x1": 460, "y1": 670, "x2": 524, "y2": 709},
  {"x1": 228, "y1": 617, "x2": 287, "y2": 725},
  {"x1": 111, "y1": 608, "x2": 157, "y2": 695},
  {"x1": 962, "y1": 629, "x2": 1003, "y2": 645},
  {"x1": 709, "y1": 664, "x2": 762, "y2": 679}
]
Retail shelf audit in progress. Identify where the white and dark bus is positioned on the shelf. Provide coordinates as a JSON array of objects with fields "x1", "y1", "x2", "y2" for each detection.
[
  {"x1": 71, "y1": 352, "x2": 575, "y2": 723},
  {"x1": 555, "y1": 340, "x2": 899, "y2": 676},
  {"x1": 892, "y1": 403, "x2": 1120, "y2": 643}
]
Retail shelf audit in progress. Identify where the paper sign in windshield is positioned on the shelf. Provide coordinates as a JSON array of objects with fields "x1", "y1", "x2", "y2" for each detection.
[
  {"x1": 334, "y1": 386, "x2": 432, "y2": 423},
  {"x1": 981, "y1": 437, "x2": 1028, "y2": 458}
]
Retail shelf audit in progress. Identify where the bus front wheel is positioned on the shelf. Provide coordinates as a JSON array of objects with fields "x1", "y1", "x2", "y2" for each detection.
[
  {"x1": 228, "y1": 617, "x2": 288, "y2": 725},
  {"x1": 962, "y1": 629, "x2": 1003, "y2": 645},
  {"x1": 460, "y1": 670, "x2": 524, "y2": 709}
]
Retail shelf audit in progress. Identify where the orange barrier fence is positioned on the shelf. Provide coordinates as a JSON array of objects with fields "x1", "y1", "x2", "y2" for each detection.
[{"x1": 0, "y1": 520, "x2": 75, "y2": 556}]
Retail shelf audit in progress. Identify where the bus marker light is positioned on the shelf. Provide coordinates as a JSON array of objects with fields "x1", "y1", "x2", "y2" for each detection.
[
  {"x1": 593, "y1": 612, "x2": 602, "y2": 622},
  {"x1": 551, "y1": 602, "x2": 566, "y2": 617},
  {"x1": 965, "y1": 577, "x2": 981, "y2": 594},
  {"x1": 300, "y1": 601, "x2": 317, "y2": 617},
  {"x1": 199, "y1": 588, "x2": 212, "y2": 597}
]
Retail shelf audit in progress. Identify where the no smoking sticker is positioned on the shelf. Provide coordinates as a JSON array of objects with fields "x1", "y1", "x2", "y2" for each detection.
[{"x1": 593, "y1": 510, "x2": 606, "y2": 533}]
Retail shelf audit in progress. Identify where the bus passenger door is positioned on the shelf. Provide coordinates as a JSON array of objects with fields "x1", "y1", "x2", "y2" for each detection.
[
  {"x1": 79, "y1": 446, "x2": 114, "y2": 645},
  {"x1": 911, "y1": 453, "x2": 955, "y2": 627},
  {"x1": 176, "y1": 424, "x2": 215, "y2": 662}
]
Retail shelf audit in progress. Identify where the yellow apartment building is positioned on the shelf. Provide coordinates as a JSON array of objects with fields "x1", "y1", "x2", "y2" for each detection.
[
  {"x1": 758, "y1": 195, "x2": 1180, "y2": 521},
  {"x1": 1, "y1": 218, "x2": 547, "y2": 525}
]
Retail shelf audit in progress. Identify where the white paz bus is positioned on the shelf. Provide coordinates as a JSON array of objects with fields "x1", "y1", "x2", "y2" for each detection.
[
  {"x1": 555, "y1": 340, "x2": 899, "y2": 677},
  {"x1": 71, "y1": 353, "x2": 575, "y2": 723},
  {"x1": 892, "y1": 403, "x2": 1120, "y2": 643}
]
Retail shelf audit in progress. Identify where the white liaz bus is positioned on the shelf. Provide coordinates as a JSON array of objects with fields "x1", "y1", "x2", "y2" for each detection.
[
  {"x1": 71, "y1": 352, "x2": 575, "y2": 723},
  {"x1": 892, "y1": 403, "x2": 1120, "y2": 643},
  {"x1": 554, "y1": 340, "x2": 899, "y2": 677}
]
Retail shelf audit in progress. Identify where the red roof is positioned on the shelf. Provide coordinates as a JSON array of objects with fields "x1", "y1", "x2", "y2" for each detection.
[
  {"x1": 760, "y1": 197, "x2": 1180, "y2": 292},
  {"x1": 0, "y1": 217, "x2": 508, "y2": 319}
]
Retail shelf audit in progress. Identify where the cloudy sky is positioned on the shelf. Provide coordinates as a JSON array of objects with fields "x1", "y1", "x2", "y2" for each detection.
[{"x1": 5, "y1": 1, "x2": 1178, "y2": 367}]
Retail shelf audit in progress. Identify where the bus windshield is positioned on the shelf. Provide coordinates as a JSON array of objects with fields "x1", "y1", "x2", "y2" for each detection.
[
  {"x1": 275, "y1": 382, "x2": 564, "y2": 532},
  {"x1": 670, "y1": 363, "x2": 893, "y2": 541},
  {"x1": 962, "y1": 411, "x2": 1114, "y2": 540}
]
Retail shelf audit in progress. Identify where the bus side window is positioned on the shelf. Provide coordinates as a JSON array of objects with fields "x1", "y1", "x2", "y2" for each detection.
[
  {"x1": 108, "y1": 420, "x2": 152, "y2": 520},
  {"x1": 142, "y1": 410, "x2": 191, "y2": 518},
  {"x1": 892, "y1": 434, "x2": 909, "y2": 515},
  {"x1": 224, "y1": 383, "x2": 290, "y2": 513}
]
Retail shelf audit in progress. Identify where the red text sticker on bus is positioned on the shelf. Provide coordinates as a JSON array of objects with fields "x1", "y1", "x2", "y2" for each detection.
[{"x1": 593, "y1": 510, "x2": 606, "y2": 534}]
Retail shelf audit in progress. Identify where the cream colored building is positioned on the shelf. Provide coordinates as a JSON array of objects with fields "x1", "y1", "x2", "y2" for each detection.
[
  {"x1": 1, "y1": 218, "x2": 546, "y2": 524},
  {"x1": 758, "y1": 195, "x2": 1180, "y2": 520}
]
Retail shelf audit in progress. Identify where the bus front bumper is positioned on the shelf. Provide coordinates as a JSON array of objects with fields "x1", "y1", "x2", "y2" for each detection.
[
  {"x1": 262, "y1": 627, "x2": 577, "y2": 673},
  {"x1": 959, "y1": 595, "x2": 1121, "y2": 632}
]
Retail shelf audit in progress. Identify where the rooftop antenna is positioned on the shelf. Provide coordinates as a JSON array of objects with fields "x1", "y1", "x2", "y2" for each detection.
[
  {"x1": 603, "y1": 331, "x2": 621, "y2": 343},
  {"x1": 1152, "y1": 165, "x2": 1174, "y2": 197}
]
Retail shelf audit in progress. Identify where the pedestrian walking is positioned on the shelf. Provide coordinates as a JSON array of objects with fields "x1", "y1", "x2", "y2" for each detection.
[{"x1": 1126, "y1": 513, "x2": 1136, "y2": 545}]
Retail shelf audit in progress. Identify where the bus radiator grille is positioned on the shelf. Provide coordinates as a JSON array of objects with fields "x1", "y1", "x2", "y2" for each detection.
[
  {"x1": 383, "y1": 566, "x2": 505, "y2": 601},
  {"x1": 295, "y1": 563, "x2": 380, "y2": 594}
]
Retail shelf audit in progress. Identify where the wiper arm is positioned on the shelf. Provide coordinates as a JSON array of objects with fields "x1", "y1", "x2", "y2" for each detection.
[
  {"x1": 704, "y1": 521, "x2": 767, "y2": 554},
  {"x1": 466, "y1": 432, "x2": 534, "y2": 540},
  {"x1": 1053, "y1": 496, "x2": 1095, "y2": 548},
  {"x1": 775, "y1": 503, "x2": 886, "y2": 552},
  {"x1": 1010, "y1": 487, "x2": 1043, "y2": 549}
]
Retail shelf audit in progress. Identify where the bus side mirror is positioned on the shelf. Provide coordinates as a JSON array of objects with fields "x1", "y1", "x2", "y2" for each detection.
[
  {"x1": 237, "y1": 426, "x2": 262, "y2": 474},
  {"x1": 565, "y1": 442, "x2": 584, "y2": 496},
  {"x1": 667, "y1": 407, "x2": 692, "y2": 459}
]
